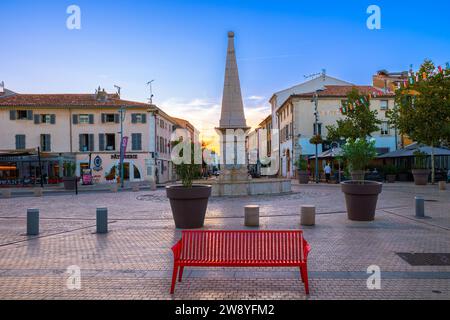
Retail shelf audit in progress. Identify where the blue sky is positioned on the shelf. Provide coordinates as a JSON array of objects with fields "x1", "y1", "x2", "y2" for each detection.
[{"x1": 1, "y1": 0, "x2": 449, "y2": 140}]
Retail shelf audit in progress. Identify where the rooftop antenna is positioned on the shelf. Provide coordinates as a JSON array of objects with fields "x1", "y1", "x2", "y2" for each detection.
[
  {"x1": 304, "y1": 69, "x2": 326, "y2": 80},
  {"x1": 114, "y1": 85, "x2": 121, "y2": 98},
  {"x1": 147, "y1": 80, "x2": 155, "y2": 104}
]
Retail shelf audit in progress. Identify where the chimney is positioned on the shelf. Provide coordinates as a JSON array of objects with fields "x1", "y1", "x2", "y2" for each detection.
[
  {"x1": 0, "y1": 81, "x2": 4, "y2": 95},
  {"x1": 96, "y1": 87, "x2": 108, "y2": 102}
]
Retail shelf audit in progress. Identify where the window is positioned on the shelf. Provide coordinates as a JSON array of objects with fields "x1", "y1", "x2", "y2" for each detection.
[
  {"x1": 11, "y1": 110, "x2": 32, "y2": 121},
  {"x1": 132, "y1": 133, "x2": 142, "y2": 151},
  {"x1": 131, "y1": 113, "x2": 147, "y2": 124},
  {"x1": 79, "y1": 114, "x2": 91, "y2": 124},
  {"x1": 380, "y1": 100, "x2": 389, "y2": 110},
  {"x1": 40, "y1": 134, "x2": 51, "y2": 152},
  {"x1": 381, "y1": 121, "x2": 390, "y2": 135},
  {"x1": 15, "y1": 135, "x2": 26, "y2": 150},
  {"x1": 79, "y1": 134, "x2": 94, "y2": 152},
  {"x1": 106, "y1": 114, "x2": 116, "y2": 123},
  {"x1": 105, "y1": 134, "x2": 116, "y2": 151},
  {"x1": 160, "y1": 119, "x2": 165, "y2": 129}
]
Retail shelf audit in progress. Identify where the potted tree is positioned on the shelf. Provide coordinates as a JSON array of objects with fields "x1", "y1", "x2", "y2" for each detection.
[
  {"x1": 383, "y1": 164, "x2": 398, "y2": 183},
  {"x1": 62, "y1": 162, "x2": 77, "y2": 190},
  {"x1": 295, "y1": 155, "x2": 309, "y2": 184},
  {"x1": 340, "y1": 139, "x2": 383, "y2": 221},
  {"x1": 411, "y1": 150, "x2": 429, "y2": 185},
  {"x1": 166, "y1": 141, "x2": 212, "y2": 229}
]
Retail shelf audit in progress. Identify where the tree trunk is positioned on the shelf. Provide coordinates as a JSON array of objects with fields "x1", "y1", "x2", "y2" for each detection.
[{"x1": 431, "y1": 145, "x2": 435, "y2": 184}]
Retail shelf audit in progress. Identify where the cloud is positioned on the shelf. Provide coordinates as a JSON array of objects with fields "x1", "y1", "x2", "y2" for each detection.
[
  {"x1": 246, "y1": 95, "x2": 265, "y2": 101},
  {"x1": 160, "y1": 97, "x2": 271, "y2": 152}
]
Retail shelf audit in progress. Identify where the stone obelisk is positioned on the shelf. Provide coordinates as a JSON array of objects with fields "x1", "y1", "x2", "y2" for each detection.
[{"x1": 216, "y1": 31, "x2": 250, "y2": 182}]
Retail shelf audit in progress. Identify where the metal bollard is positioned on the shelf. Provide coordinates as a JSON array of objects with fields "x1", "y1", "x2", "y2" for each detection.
[
  {"x1": 96, "y1": 208, "x2": 108, "y2": 234},
  {"x1": 27, "y1": 209, "x2": 39, "y2": 236},
  {"x1": 415, "y1": 196, "x2": 425, "y2": 218}
]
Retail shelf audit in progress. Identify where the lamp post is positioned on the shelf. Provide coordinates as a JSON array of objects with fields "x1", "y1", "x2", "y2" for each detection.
[
  {"x1": 118, "y1": 107, "x2": 127, "y2": 189},
  {"x1": 312, "y1": 89, "x2": 323, "y2": 184}
]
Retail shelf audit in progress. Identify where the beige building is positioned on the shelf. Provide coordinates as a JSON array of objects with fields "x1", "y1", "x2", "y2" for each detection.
[
  {"x1": 0, "y1": 87, "x2": 194, "y2": 185},
  {"x1": 277, "y1": 85, "x2": 397, "y2": 178}
]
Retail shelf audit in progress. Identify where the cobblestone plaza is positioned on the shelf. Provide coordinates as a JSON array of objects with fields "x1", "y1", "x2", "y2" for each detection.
[{"x1": 0, "y1": 183, "x2": 449, "y2": 300}]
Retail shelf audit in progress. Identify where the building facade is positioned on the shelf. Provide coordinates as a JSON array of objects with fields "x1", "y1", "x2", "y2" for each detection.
[
  {"x1": 276, "y1": 85, "x2": 397, "y2": 178},
  {"x1": 0, "y1": 87, "x2": 193, "y2": 186}
]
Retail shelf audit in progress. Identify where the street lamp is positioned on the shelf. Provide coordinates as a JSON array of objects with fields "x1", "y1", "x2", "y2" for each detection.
[
  {"x1": 118, "y1": 106, "x2": 127, "y2": 189},
  {"x1": 312, "y1": 89, "x2": 324, "y2": 184}
]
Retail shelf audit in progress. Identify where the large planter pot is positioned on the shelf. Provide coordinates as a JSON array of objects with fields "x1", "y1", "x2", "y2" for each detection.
[
  {"x1": 297, "y1": 170, "x2": 309, "y2": 184},
  {"x1": 412, "y1": 169, "x2": 430, "y2": 185},
  {"x1": 63, "y1": 177, "x2": 77, "y2": 190},
  {"x1": 341, "y1": 181, "x2": 383, "y2": 221},
  {"x1": 386, "y1": 174, "x2": 396, "y2": 183},
  {"x1": 166, "y1": 185, "x2": 212, "y2": 229},
  {"x1": 350, "y1": 170, "x2": 366, "y2": 181}
]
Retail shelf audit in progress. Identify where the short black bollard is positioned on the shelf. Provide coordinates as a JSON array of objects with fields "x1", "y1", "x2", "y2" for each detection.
[
  {"x1": 96, "y1": 208, "x2": 108, "y2": 234},
  {"x1": 27, "y1": 209, "x2": 39, "y2": 236},
  {"x1": 415, "y1": 196, "x2": 425, "y2": 218}
]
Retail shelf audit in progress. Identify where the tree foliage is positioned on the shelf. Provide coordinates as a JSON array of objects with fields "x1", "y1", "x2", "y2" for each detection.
[
  {"x1": 326, "y1": 88, "x2": 381, "y2": 141},
  {"x1": 388, "y1": 59, "x2": 450, "y2": 147}
]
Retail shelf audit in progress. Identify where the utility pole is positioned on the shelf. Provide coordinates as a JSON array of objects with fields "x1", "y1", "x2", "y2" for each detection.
[
  {"x1": 314, "y1": 94, "x2": 319, "y2": 184},
  {"x1": 118, "y1": 106, "x2": 127, "y2": 189},
  {"x1": 312, "y1": 89, "x2": 324, "y2": 184}
]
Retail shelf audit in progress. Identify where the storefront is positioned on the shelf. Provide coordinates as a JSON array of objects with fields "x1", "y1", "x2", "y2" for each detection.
[
  {"x1": 0, "y1": 151, "x2": 75, "y2": 186},
  {"x1": 75, "y1": 152, "x2": 150, "y2": 184}
]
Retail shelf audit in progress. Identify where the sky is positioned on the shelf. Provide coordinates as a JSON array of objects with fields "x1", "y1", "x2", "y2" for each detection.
[{"x1": 1, "y1": 0, "x2": 450, "y2": 147}]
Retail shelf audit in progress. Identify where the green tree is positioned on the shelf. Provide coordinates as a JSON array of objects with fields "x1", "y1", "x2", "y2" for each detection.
[
  {"x1": 326, "y1": 88, "x2": 382, "y2": 141},
  {"x1": 387, "y1": 59, "x2": 450, "y2": 183}
]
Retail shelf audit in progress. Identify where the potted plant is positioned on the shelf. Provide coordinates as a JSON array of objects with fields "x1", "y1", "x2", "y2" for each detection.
[
  {"x1": 383, "y1": 164, "x2": 398, "y2": 183},
  {"x1": 411, "y1": 150, "x2": 429, "y2": 185},
  {"x1": 309, "y1": 135, "x2": 324, "y2": 145},
  {"x1": 295, "y1": 155, "x2": 309, "y2": 184},
  {"x1": 166, "y1": 141, "x2": 212, "y2": 229},
  {"x1": 62, "y1": 162, "x2": 77, "y2": 190},
  {"x1": 340, "y1": 138, "x2": 382, "y2": 221}
]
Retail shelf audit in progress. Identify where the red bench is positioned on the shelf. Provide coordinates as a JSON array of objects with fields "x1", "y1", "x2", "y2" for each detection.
[{"x1": 170, "y1": 230, "x2": 311, "y2": 294}]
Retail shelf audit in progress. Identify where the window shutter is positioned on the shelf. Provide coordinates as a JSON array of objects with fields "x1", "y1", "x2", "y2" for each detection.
[
  {"x1": 73, "y1": 114, "x2": 78, "y2": 125},
  {"x1": 101, "y1": 114, "x2": 106, "y2": 123},
  {"x1": 114, "y1": 114, "x2": 120, "y2": 124},
  {"x1": 27, "y1": 110, "x2": 33, "y2": 120},
  {"x1": 99, "y1": 134, "x2": 105, "y2": 151},
  {"x1": 50, "y1": 114, "x2": 56, "y2": 124},
  {"x1": 131, "y1": 134, "x2": 136, "y2": 150},
  {"x1": 131, "y1": 114, "x2": 137, "y2": 124},
  {"x1": 10, "y1": 110, "x2": 16, "y2": 120},
  {"x1": 34, "y1": 114, "x2": 41, "y2": 124},
  {"x1": 89, "y1": 114, "x2": 94, "y2": 124},
  {"x1": 45, "y1": 134, "x2": 51, "y2": 152},
  {"x1": 16, "y1": 135, "x2": 26, "y2": 149},
  {"x1": 141, "y1": 114, "x2": 147, "y2": 124},
  {"x1": 89, "y1": 134, "x2": 95, "y2": 151},
  {"x1": 79, "y1": 134, "x2": 83, "y2": 152},
  {"x1": 137, "y1": 133, "x2": 142, "y2": 150}
]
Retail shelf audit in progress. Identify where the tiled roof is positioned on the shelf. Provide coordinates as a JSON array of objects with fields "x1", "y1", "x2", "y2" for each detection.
[
  {"x1": 0, "y1": 93, "x2": 154, "y2": 108},
  {"x1": 293, "y1": 85, "x2": 394, "y2": 98}
]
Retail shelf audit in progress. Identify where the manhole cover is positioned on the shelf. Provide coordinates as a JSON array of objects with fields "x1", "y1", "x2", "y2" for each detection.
[{"x1": 397, "y1": 253, "x2": 450, "y2": 266}]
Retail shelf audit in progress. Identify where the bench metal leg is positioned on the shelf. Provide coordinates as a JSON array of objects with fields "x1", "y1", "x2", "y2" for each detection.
[
  {"x1": 301, "y1": 264, "x2": 310, "y2": 295},
  {"x1": 178, "y1": 266, "x2": 185, "y2": 282},
  {"x1": 170, "y1": 266, "x2": 178, "y2": 294}
]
